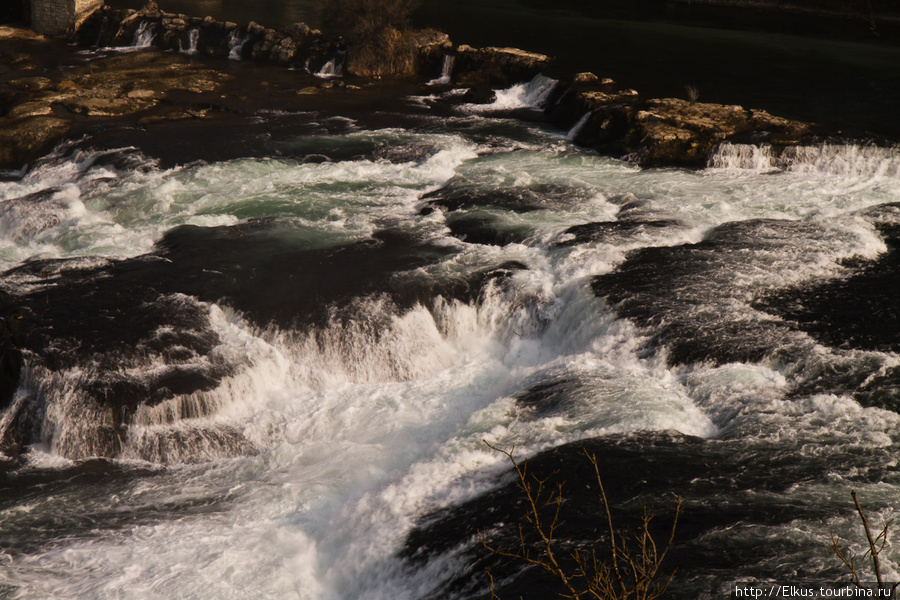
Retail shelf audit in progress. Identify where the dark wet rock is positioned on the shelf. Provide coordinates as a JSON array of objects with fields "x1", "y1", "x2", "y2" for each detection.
[
  {"x1": 0, "y1": 116, "x2": 72, "y2": 169},
  {"x1": 591, "y1": 219, "x2": 820, "y2": 367},
  {"x1": 421, "y1": 181, "x2": 590, "y2": 213},
  {"x1": 554, "y1": 218, "x2": 686, "y2": 248},
  {"x1": 752, "y1": 210, "x2": 900, "y2": 409},
  {"x1": 0, "y1": 348, "x2": 23, "y2": 411},
  {"x1": 0, "y1": 457, "x2": 232, "y2": 553},
  {"x1": 756, "y1": 225, "x2": 900, "y2": 356},
  {"x1": 461, "y1": 84, "x2": 496, "y2": 104},
  {"x1": 0, "y1": 188, "x2": 70, "y2": 242},
  {"x1": 372, "y1": 141, "x2": 439, "y2": 164},
  {"x1": 403, "y1": 431, "x2": 868, "y2": 599},
  {"x1": 446, "y1": 213, "x2": 530, "y2": 246}
]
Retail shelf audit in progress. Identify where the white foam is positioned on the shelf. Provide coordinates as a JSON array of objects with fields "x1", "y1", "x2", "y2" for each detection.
[
  {"x1": 427, "y1": 54, "x2": 455, "y2": 86},
  {"x1": 5, "y1": 123, "x2": 900, "y2": 599},
  {"x1": 462, "y1": 74, "x2": 558, "y2": 112},
  {"x1": 131, "y1": 21, "x2": 156, "y2": 48},
  {"x1": 709, "y1": 142, "x2": 900, "y2": 179},
  {"x1": 226, "y1": 30, "x2": 250, "y2": 60}
]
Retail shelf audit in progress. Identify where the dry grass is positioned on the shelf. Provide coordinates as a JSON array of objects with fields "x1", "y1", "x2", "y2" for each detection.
[
  {"x1": 317, "y1": 0, "x2": 422, "y2": 78},
  {"x1": 344, "y1": 26, "x2": 417, "y2": 78},
  {"x1": 318, "y1": 0, "x2": 421, "y2": 41}
]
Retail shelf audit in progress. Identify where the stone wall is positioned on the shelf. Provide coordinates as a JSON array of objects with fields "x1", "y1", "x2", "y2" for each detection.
[{"x1": 31, "y1": 0, "x2": 102, "y2": 37}]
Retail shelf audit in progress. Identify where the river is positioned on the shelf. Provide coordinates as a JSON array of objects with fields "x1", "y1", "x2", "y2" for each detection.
[{"x1": 2, "y1": 9, "x2": 900, "y2": 600}]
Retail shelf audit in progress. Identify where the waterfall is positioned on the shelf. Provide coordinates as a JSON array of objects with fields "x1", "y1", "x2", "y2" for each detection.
[
  {"x1": 226, "y1": 29, "x2": 250, "y2": 60},
  {"x1": 427, "y1": 54, "x2": 456, "y2": 86},
  {"x1": 94, "y1": 16, "x2": 109, "y2": 47},
  {"x1": 707, "y1": 142, "x2": 780, "y2": 172},
  {"x1": 180, "y1": 27, "x2": 200, "y2": 55},
  {"x1": 316, "y1": 58, "x2": 342, "y2": 78},
  {"x1": 781, "y1": 143, "x2": 900, "y2": 178},
  {"x1": 469, "y1": 73, "x2": 559, "y2": 111},
  {"x1": 566, "y1": 112, "x2": 592, "y2": 141},
  {"x1": 708, "y1": 141, "x2": 900, "y2": 177},
  {"x1": 131, "y1": 21, "x2": 156, "y2": 48}
]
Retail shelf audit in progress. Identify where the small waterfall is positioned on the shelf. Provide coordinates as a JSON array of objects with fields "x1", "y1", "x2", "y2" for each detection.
[
  {"x1": 486, "y1": 73, "x2": 559, "y2": 111},
  {"x1": 427, "y1": 54, "x2": 456, "y2": 86},
  {"x1": 520, "y1": 73, "x2": 558, "y2": 108},
  {"x1": 781, "y1": 144, "x2": 900, "y2": 178},
  {"x1": 707, "y1": 142, "x2": 780, "y2": 172},
  {"x1": 180, "y1": 27, "x2": 200, "y2": 55},
  {"x1": 226, "y1": 29, "x2": 250, "y2": 60},
  {"x1": 708, "y1": 142, "x2": 900, "y2": 177},
  {"x1": 131, "y1": 21, "x2": 156, "y2": 48},
  {"x1": 316, "y1": 58, "x2": 342, "y2": 78},
  {"x1": 566, "y1": 112, "x2": 592, "y2": 141},
  {"x1": 94, "y1": 16, "x2": 109, "y2": 47}
]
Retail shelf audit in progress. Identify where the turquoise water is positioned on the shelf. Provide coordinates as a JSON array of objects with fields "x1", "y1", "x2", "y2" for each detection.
[{"x1": 3, "y1": 80, "x2": 900, "y2": 596}]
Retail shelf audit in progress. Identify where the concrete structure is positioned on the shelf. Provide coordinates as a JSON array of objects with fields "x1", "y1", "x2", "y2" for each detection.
[{"x1": 30, "y1": 0, "x2": 102, "y2": 37}]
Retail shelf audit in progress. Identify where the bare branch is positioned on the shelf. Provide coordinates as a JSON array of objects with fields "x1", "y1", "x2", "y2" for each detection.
[{"x1": 481, "y1": 441, "x2": 681, "y2": 600}]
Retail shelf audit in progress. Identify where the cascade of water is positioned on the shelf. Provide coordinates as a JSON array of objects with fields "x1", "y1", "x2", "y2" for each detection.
[
  {"x1": 782, "y1": 143, "x2": 900, "y2": 178},
  {"x1": 94, "y1": 16, "x2": 109, "y2": 47},
  {"x1": 525, "y1": 74, "x2": 558, "y2": 107},
  {"x1": 708, "y1": 142, "x2": 900, "y2": 177},
  {"x1": 469, "y1": 73, "x2": 559, "y2": 111},
  {"x1": 707, "y1": 142, "x2": 780, "y2": 172},
  {"x1": 5, "y1": 116, "x2": 900, "y2": 600},
  {"x1": 316, "y1": 58, "x2": 342, "y2": 78},
  {"x1": 226, "y1": 30, "x2": 250, "y2": 60},
  {"x1": 427, "y1": 54, "x2": 456, "y2": 86},
  {"x1": 131, "y1": 21, "x2": 156, "y2": 48},
  {"x1": 180, "y1": 27, "x2": 200, "y2": 55},
  {"x1": 566, "y1": 112, "x2": 592, "y2": 141}
]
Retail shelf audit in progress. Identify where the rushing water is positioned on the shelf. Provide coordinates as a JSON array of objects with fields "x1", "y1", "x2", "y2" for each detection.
[{"x1": 2, "y1": 73, "x2": 900, "y2": 599}]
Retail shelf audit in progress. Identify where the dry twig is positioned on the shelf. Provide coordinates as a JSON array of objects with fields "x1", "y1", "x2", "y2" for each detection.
[
  {"x1": 481, "y1": 441, "x2": 681, "y2": 600},
  {"x1": 830, "y1": 489, "x2": 899, "y2": 596}
]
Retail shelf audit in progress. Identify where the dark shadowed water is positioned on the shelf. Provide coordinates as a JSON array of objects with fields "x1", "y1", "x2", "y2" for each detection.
[{"x1": 108, "y1": 0, "x2": 900, "y2": 136}]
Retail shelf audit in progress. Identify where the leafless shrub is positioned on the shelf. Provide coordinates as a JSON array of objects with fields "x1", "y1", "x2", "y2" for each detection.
[
  {"x1": 481, "y1": 441, "x2": 681, "y2": 600},
  {"x1": 317, "y1": 0, "x2": 421, "y2": 41},
  {"x1": 684, "y1": 84, "x2": 700, "y2": 104},
  {"x1": 831, "y1": 489, "x2": 900, "y2": 595}
]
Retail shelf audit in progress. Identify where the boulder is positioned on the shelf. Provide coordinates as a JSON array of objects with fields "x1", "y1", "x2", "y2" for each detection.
[
  {"x1": 10, "y1": 76, "x2": 53, "y2": 92},
  {"x1": 626, "y1": 98, "x2": 814, "y2": 167},
  {"x1": 573, "y1": 72, "x2": 599, "y2": 84},
  {"x1": 6, "y1": 100, "x2": 54, "y2": 119},
  {"x1": 0, "y1": 116, "x2": 72, "y2": 169},
  {"x1": 454, "y1": 45, "x2": 552, "y2": 87},
  {"x1": 62, "y1": 96, "x2": 155, "y2": 116},
  {"x1": 462, "y1": 84, "x2": 496, "y2": 104},
  {"x1": 548, "y1": 79, "x2": 817, "y2": 168},
  {"x1": 412, "y1": 29, "x2": 452, "y2": 80}
]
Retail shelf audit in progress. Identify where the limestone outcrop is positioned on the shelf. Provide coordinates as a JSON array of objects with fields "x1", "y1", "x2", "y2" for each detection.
[
  {"x1": 547, "y1": 77, "x2": 818, "y2": 167},
  {"x1": 452, "y1": 45, "x2": 553, "y2": 87}
]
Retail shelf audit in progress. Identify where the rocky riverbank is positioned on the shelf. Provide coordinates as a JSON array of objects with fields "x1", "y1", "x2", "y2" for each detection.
[{"x1": 0, "y1": 3, "x2": 885, "y2": 173}]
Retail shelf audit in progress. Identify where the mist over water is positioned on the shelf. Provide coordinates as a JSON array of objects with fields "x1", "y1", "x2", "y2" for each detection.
[{"x1": 3, "y1": 68, "x2": 900, "y2": 600}]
